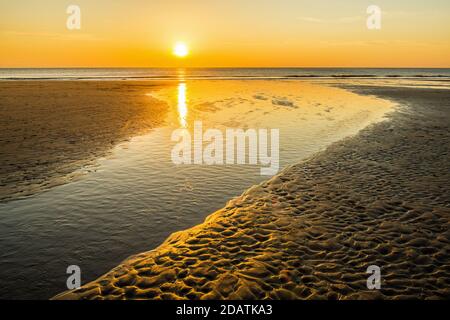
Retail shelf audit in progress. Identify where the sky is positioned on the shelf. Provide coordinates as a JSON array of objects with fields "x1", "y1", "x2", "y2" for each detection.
[{"x1": 1, "y1": 0, "x2": 449, "y2": 67}]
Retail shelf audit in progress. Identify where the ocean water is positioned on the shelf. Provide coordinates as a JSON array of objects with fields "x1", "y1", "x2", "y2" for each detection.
[
  {"x1": 1, "y1": 67, "x2": 450, "y2": 81},
  {"x1": 0, "y1": 71, "x2": 424, "y2": 299}
]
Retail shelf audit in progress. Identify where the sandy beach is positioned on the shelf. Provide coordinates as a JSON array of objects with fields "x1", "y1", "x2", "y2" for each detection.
[
  {"x1": 0, "y1": 79, "x2": 398, "y2": 299},
  {"x1": 2, "y1": 0, "x2": 450, "y2": 310},
  {"x1": 54, "y1": 85, "x2": 450, "y2": 300},
  {"x1": 0, "y1": 81, "x2": 167, "y2": 202}
]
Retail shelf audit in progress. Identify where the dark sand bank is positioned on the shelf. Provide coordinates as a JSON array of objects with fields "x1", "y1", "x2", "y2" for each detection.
[
  {"x1": 0, "y1": 81, "x2": 167, "y2": 202},
  {"x1": 56, "y1": 86, "x2": 450, "y2": 300}
]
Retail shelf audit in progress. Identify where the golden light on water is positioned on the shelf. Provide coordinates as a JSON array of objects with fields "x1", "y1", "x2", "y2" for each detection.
[
  {"x1": 177, "y1": 82, "x2": 188, "y2": 128},
  {"x1": 173, "y1": 42, "x2": 189, "y2": 58}
]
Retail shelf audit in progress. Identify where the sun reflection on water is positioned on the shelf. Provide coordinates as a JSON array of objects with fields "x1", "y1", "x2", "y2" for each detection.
[{"x1": 177, "y1": 82, "x2": 188, "y2": 128}]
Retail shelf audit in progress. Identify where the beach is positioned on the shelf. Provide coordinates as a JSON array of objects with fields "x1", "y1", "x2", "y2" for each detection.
[
  {"x1": 0, "y1": 81, "x2": 167, "y2": 201},
  {"x1": 54, "y1": 85, "x2": 450, "y2": 300},
  {"x1": 0, "y1": 79, "x2": 397, "y2": 299}
]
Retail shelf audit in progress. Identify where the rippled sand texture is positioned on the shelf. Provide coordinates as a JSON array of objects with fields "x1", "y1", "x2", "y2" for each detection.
[
  {"x1": 55, "y1": 87, "x2": 450, "y2": 300},
  {"x1": 0, "y1": 81, "x2": 167, "y2": 201}
]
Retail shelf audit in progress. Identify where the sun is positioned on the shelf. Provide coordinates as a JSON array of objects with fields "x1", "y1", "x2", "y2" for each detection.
[{"x1": 173, "y1": 42, "x2": 189, "y2": 58}]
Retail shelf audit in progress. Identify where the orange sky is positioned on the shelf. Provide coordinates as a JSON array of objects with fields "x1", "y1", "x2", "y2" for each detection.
[{"x1": 1, "y1": 0, "x2": 449, "y2": 67}]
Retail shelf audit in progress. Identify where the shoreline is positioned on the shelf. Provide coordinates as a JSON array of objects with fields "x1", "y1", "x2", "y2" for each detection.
[
  {"x1": 55, "y1": 85, "x2": 450, "y2": 300},
  {"x1": 0, "y1": 79, "x2": 395, "y2": 300}
]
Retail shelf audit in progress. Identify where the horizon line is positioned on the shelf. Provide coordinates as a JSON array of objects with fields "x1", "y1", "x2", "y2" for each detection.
[{"x1": 1, "y1": 66, "x2": 450, "y2": 69}]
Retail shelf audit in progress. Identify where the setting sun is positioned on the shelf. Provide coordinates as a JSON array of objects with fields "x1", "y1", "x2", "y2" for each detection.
[{"x1": 173, "y1": 42, "x2": 189, "y2": 58}]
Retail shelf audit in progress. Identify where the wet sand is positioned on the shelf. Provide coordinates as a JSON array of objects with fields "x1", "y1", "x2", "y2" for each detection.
[
  {"x1": 0, "y1": 80, "x2": 397, "y2": 300},
  {"x1": 55, "y1": 86, "x2": 450, "y2": 300},
  {"x1": 0, "y1": 81, "x2": 167, "y2": 202}
]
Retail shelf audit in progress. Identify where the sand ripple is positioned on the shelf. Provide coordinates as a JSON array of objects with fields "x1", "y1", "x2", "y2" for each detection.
[{"x1": 55, "y1": 87, "x2": 450, "y2": 300}]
